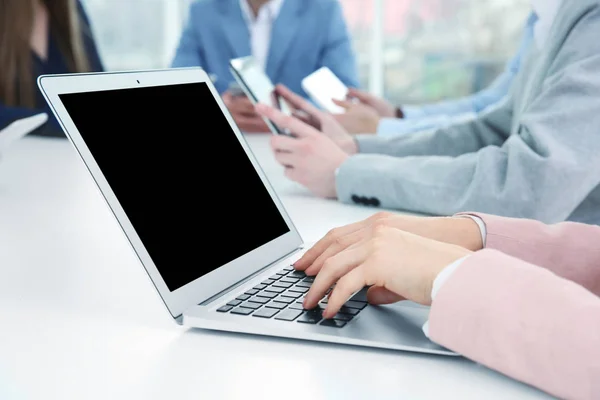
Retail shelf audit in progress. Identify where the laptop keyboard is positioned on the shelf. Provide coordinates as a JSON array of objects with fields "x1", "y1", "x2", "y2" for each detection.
[{"x1": 215, "y1": 265, "x2": 369, "y2": 328}]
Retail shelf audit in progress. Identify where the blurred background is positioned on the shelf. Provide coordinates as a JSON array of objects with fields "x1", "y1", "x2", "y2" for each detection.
[{"x1": 80, "y1": 0, "x2": 530, "y2": 106}]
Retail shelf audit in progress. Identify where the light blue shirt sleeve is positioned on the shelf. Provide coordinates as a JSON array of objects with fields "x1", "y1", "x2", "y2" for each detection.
[
  {"x1": 377, "y1": 111, "x2": 477, "y2": 137},
  {"x1": 379, "y1": 11, "x2": 537, "y2": 137}
]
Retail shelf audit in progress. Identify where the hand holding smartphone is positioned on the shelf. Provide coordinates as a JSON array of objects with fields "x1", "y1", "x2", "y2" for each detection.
[
  {"x1": 301, "y1": 67, "x2": 349, "y2": 114},
  {"x1": 229, "y1": 56, "x2": 294, "y2": 135}
]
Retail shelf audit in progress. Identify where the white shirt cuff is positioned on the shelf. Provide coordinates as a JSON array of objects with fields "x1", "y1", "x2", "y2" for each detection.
[
  {"x1": 422, "y1": 256, "x2": 469, "y2": 338},
  {"x1": 456, "y1": 215, "x2": 487, "y2": 247}
]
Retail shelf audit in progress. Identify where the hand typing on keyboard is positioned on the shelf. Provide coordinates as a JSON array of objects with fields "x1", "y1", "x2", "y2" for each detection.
[
  {"x1": 293, "y1": 215, "x2": 473, "y2": 319},
  {"x1": 217, "y1": 265, "x2": 369, "y2": 327}
]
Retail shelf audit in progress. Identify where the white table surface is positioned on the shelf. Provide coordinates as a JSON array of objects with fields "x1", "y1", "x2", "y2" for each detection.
[{"x1": 0, "y1": 133, "x2": 550, "y2": 400}]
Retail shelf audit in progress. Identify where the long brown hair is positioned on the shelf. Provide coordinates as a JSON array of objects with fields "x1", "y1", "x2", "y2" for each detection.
[{"x1": 0, "y1": 0, "x2": 91, "y2": 108}]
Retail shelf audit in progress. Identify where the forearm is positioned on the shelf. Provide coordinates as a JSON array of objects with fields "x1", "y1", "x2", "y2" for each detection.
[
  {"x1": 429, "y1": 250, "x2": 600, "y2": 400},
  {"x1": 400, "y1": 69, "x2": 513, "y2": 120},
  {"x1": 355, "y1": 101, "x2": 511, "y2": 157},
  {"x1": 376, "y1": 112, "x2": 476, "y2": 137},
  {"x1": 461, "y1": 213, "x2": 600, "y2": 295},
  {"x1": 336, "y1": 138, "x2": 600, "y2": 223}
]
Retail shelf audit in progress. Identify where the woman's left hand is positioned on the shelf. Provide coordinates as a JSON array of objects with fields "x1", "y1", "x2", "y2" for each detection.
[{"x1": 300, "y1": 225, "x2": 473, "y2": 319}]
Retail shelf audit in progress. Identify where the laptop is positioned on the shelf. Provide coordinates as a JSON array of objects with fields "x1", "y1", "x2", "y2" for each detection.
[{"x1": 37, "y1": 67, "x2": 456, "y2": 356}]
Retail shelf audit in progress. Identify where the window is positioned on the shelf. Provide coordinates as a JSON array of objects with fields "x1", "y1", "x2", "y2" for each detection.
[
  {"x1": 82, "y1": 0, "x2": 530, "y2": 104},
  {"x1": 81, "y1": 0, "x2": 190, "y2": 70},
  {"x1": 340, "y1": 0, "x2": 531, "y2": 104}
]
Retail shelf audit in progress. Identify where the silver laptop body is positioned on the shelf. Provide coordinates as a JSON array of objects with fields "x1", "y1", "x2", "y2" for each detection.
[{"x1": 37, "y1": 67, "x2": 456, "y2": 356}]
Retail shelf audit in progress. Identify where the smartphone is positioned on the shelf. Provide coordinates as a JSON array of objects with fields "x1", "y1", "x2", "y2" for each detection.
[
  {"x1": 229, "y1": 56, "x2": 293, "y2": 135},
  {"x1": 301, "y1": 67, "x2": 348, "y2": 114}
]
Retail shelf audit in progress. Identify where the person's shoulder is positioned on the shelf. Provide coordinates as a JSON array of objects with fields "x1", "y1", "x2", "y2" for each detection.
[
  {"x1": 303, "y1": 0, "x2": 344, "y2": 14},
  {"x1": 187, "y1": 0, "x2": 221, "y2": 16}
]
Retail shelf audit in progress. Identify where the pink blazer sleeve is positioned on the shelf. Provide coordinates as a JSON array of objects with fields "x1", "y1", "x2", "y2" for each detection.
[
  {"x1": 429, "y1": 251, "x2": 600, "y2": 400},
  {"x1": 459, "y1": 212, "x2": 600, "y2": 296}
]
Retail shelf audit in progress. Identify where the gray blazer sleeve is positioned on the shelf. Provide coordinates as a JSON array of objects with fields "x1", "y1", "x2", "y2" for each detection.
[
  {"x1": 336, "y1": 7, "x2": 600, "y2": 223},
  {"x1": 354, "y1": 97, "x2": 512, "y2": 157}
]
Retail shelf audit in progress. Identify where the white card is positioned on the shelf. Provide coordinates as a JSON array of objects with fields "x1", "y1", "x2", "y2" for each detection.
[{"x1": 0, "y1": 113, "x2": 49, "y2": 155}]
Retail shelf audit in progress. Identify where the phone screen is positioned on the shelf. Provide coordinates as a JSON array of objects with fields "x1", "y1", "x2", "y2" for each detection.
[
  {"x1": 229, "y1": 57, "x2": 292, "y2": 135},
  {"x1": 302, "y1": 67, "x2": 348, "y2": 114}
]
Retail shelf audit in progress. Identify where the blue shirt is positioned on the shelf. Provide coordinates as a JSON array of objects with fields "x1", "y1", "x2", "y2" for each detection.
[
  {"x1": 0, "y1": 1, "x2": 104, "y2": 137},
  {"x1": 377, "y1": 12, "x2": 537, "y2": 137}
]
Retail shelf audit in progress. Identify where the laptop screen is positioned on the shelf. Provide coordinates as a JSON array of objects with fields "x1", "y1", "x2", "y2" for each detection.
[{"x1": 58, "y1": 82, "x2": 290, "y2": 292}]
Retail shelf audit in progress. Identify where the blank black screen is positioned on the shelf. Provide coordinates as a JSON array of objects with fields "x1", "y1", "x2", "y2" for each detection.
[{"x1": 59, "y1": 82, "x2": 290, "y2": 291}]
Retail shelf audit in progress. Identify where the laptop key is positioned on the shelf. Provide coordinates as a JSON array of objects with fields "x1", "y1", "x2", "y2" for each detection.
[
  {"x1": 282, "y1": 266, "x2": 294, "y2": 272},
  {"x1": 236, "y1": 294, "x2": 250, "y2": 301},
  {"x1": 302, "y1": 276, "x2": 315, "y2": 283},
  {"x1": 344, "y1": 300, "x2": 367, "y2": 310},
  {"x1": 288, "y1": 271, "x2": 306, "y2": 279},
  {"x1": 256, "y1": 291, "x2": 278, "y2": 299},
  {"x1": 288, "y1": 286, "x2": 309, "y2": 294},
  {"x1": 264, "y1": 286, "x2": 285, "y2": 294},
  {"x1": 350, "y1": 287, "x2": 369, "y2": 303},
  {"x1": 244, "y1": 289, "x2": 259, "y2": 296},
  {"x1": 279, "y1": 277, "x2": 301, "y2": 284},
  {"x1": 269, "y1": 274, "x2": 282, "y2": 281},
  {"x1": 265, "y1": 301, "x2": 287, "y2": 310},
  {"x1": 241, "y1": 301, "x2": 263, "y2": 310},
  {"x1": 262, "y1": 279, "x2": 276, "y2": 286},
  {"x1": 295, "y1": 281, "x2": 312, "y2": 288},
  {"x1": 249, "y1": 296, "x2": 270, "y2": 304},
  {"x1": 339, "y1": 306, "x2": 360, "y2": 316},
  {"x1": 320, "y1": 319, "x2": 347, "y2": 328},
  {"x1": 227, "y1": 300, "x2": 242, "y2": 307},
  {"x1": 289, "y1": 303, "x2": 305, "y2": 310},
  {"x1": 274, "y1": 309, "x2": 303, "y2": 321},
  {"x1": 272, "y1": 281, "x2": 292, "y2": 289},
  {"x1": 333, "y1": 313, "x2": 353, "y2": 322},
  {"x1": 253, "y1": 284, "x2": 267, "y2": 291},
  {"x1": 273, "y1": 296, "x2": 294, "y2": 304},
  {"x1": 217, "y1": 305, "x2": 233, "y2": 313},
  {"x1": 298, "y1": 309, "x2": 323, "y2": 324},
  {"x1": 230, "y1": 307, "x2": 254, "y2": 316},
  {"x1": 280, "y1": 290, "x2": 302, "y2": 299},
  {"x1": 253, "y1": 307, "x2": 280, "y2": 319}
]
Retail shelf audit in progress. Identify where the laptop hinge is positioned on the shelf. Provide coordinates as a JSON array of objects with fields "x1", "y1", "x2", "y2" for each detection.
[{"x1": 198, "y1": 246, "x2": 305, "y2": 307}]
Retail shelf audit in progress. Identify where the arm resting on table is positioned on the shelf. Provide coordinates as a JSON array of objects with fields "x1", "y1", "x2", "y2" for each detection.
[
  {"x1": 462, "y1": 213, "x2": 600, "y2": 295},
  {"x1": 429, "y1": 249, "x2": 600, "y2": 400}
]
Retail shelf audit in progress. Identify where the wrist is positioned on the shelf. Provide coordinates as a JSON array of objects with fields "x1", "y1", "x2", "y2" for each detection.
[
  {"x1": 424, "y1": 248, "x2": 471, "y2": 305},
  {"x1": 341, "y1": 136, "x2": 359, "y2": 155},
  {"x1": 451, "y1": 217, "x2": 484, "y2": 251}
]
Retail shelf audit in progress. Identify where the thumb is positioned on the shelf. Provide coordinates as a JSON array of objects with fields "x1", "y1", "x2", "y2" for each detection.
[
  {"x1": 347, "y1": 88, "x2": 372, "y2": 103},
  {"x1": 332, "y1": 98, "x2": 353, "y2": 110},
  {"x1": 256, "y1": 103, "x2": 317, "y2": 138},
  {"x1": 366, "y1": 286, "x2": 406, "y2": 305}
]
